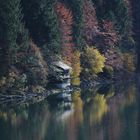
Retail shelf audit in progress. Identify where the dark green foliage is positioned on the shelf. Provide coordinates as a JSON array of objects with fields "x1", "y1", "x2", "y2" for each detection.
[
  {"x1": 43, "y1": 0, "x2": 61, "y2": 54},
  {"x1": 21, "y1": 0, "x2": 61, "y2": 54},
  {"x1": 0, "y1": 0, "x2": 23, "y2": 65},
  {"x1": 105, "y1": 0, "x2": 132, "y2": 38},
  {"x1": 0, "y1": 0, "x2": 30, "y2": 79},
  {"x1": 91, "y1": 0, "x2": 105, "y2": 19}
]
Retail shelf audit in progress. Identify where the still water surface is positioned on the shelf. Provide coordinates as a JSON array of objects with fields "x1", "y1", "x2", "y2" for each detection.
[{"x1": 0, "y1": 82, "x2": 140, "y2": 140}]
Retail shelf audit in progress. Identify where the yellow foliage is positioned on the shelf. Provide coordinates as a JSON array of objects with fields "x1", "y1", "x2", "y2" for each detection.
[
  {"x1": 72, "y1": 91, "x2": 83, "y2": 109},
  {"x1": 71, "y1": 77, "x2": 81, "y2": 86},
  {"x1": 0, "y1": 77, "x2": 6, "y2": 87},
  {"x1": 123, "y1": 53, "x2": 135, "y2": 72},
  {"x1": 89, "y1": 94, "x2": 108, "y2": 124},
  {"x1": 71, "y1": 50, "x2": 81, "y2": 77},
  {"x1": 72, "y1": 91, "x2": 83, "y2": 123},
  {"x1": 83, "y1": 46, "x2": 106, "y2": 74}
]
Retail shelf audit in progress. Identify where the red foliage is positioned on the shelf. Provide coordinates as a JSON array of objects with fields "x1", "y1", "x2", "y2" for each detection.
[
  {"x1": 97, "y1": 20, "x2": 120, "y2": 49},
  {"x1": 56, "y1": 2, "x2": 74, "y2": 65},
  {"x1": 83, "y1": 1, "x2": 122, "y2": 71},
  {"x1": 83, "y1": 0, "x2": 99, "y2": 45},
  {"x1": 83, "y1": 0, "x2": 120, "y2": 49}
]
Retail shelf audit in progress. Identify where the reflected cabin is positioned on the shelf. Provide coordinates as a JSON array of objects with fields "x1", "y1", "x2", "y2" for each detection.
[{"x1": 49, "y1": 61, "x2": 72, "y2": 82}]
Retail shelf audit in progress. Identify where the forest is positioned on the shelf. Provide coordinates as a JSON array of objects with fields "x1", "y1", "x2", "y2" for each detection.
[{"x1": 0, "y1": 0, "x2": 140, "y2": 94}]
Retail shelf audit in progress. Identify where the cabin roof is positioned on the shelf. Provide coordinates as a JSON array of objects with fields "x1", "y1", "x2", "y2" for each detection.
[{"x1": 52, "y1": 61, "x2": 72, "y2": 70}]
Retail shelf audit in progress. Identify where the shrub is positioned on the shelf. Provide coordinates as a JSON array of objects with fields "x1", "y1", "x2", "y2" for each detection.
[
  {"x1": 0, "y1": 70, "x2": 28, "y2": 92},
  {"x1": 81, "y1": 46, "x2": 106, "y2": 74},
  {"x1": 0, "y1": 41, "x2": 48, "y2": 93},
  {"x1": 23, "y1": 41, "x2": 48, "y2": 86}
]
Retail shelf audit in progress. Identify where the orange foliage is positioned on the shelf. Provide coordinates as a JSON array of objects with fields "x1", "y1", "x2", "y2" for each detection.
[{"x1": 56, "y1": 2, "x2": 74, "y2": 65}]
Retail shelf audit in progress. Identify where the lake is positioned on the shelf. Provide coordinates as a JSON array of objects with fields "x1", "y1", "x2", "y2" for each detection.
[{"x1": 0, "y1": 82, "x2": 140, "y2": 140}]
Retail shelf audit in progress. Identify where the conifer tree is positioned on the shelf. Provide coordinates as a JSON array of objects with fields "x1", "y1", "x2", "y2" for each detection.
[
  {"x1": 0, "y1": 0, "x2": 25, "y2": 70},
  {"x1": 22, "y1": 0, "x2": 61, "y2": 54},
  {"x1": 44, "y1": 0, "x2": 61, "y2": 54}
]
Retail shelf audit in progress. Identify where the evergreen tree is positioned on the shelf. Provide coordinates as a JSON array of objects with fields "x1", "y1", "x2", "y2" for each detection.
[
  {"x1": 106, "y1": 0, "x2": 131, "y2": 37},
  {"x1": 43, "y1": 0, "x2": 61, "y2": 54},
  {"x1": 22, "y1": 0, "x2": 61, "y2": 54},
  {"x1": 0, "y1": 0, "x2": 25, "y2": 72}
]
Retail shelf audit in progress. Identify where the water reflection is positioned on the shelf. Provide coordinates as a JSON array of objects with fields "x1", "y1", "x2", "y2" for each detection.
[
  {"x1": 84, "y1": 93, "x2": 108, "y2": 124},
  {"x1": 0, "y1": 82, "x2": 139, "y2": 140}
]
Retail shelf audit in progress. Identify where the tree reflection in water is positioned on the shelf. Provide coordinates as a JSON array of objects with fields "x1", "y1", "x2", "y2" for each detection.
[{"x1": 0, "y1": 83, "x2": 139, "y2": 140}]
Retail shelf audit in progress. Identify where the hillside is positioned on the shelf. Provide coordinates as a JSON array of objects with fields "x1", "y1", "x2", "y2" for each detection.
[{"x1": 0, "y1": 0, "x2": 139, "y2": 93}]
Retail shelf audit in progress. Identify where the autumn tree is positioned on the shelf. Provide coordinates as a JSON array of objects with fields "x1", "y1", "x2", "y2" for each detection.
[
  {"x1": 83, "y1": 0, "x2": 99, "y2": 45},
  {"x1": 71, "y1": 50, "x2": 81, "y2": 78},
  {"x1": 104, "y1": 47, "x2": 123, "y2": 71},
  {"x1": 56, "y1": 2, "x2": 74, "y2": 65},
  {"x1": 83, "y1": 0, "x2": 120, "y2": 49},
  {"x1": 81, "y1": 46, "x2": 105, "y2": 74},
  {"x1": 64, "y1": 0, "x2": 84, "y2": 50},
  {"x1": 92, "y1": 0, "x2": 133, "y2": 47},
  {"x1": 71, "y1": 50, "x2": 81, "y2": 86},
  {"x1": 95, "y1": 20, "x2": 120, "y2": 51}
]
